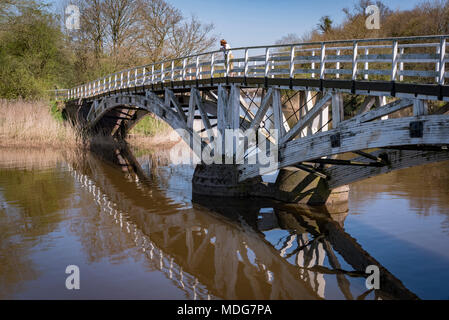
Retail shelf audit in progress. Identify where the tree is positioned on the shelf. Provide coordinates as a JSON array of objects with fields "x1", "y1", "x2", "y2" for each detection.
[
  {"x1": 136, "y1": 0, "x2": 215, "y2": 63},
  {"x1": 317, "y1": 16, "x2": 333, "y2": 34},
  {"x1": 0, "y1": 4, "x2": 74, "y2": 98},
  {"x1": 103, "y1": 0, "x2": 139, "y2": 65}
]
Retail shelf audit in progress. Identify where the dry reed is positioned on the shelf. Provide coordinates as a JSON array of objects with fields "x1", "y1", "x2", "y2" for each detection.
[{"x1": 0, "y1": 99, "x2": 79, "y2": 148}]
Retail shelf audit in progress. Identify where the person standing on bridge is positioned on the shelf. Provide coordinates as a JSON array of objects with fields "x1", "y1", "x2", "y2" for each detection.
[{"x1": 220, "y1": 39, "x2": 234, "y2": 76}]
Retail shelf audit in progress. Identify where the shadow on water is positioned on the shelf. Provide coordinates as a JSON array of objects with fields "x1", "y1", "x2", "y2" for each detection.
[{"x1": 62, "y1": 143, "x2": 419, "y2": 300}]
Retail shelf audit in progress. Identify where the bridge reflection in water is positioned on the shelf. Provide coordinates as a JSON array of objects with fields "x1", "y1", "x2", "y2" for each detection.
[{"x1": 66, "y1": 145, "x2": 418, "y2": 300}]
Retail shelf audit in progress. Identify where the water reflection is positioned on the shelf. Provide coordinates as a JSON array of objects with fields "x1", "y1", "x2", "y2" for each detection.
[
  {"x1": 63, "y1": 145, "x2": 418, "y2": 300},
  {"x1": 0, "y1": 150, "x2": 74, "y2": 299}
]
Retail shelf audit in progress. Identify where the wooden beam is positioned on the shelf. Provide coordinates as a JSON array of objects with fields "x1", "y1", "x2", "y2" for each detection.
[
  {"x1": 413, "y1": 99, "x2": 428, "y2": 116},
  {"x1": 272, "y1": 89, "x2": 285, "y2": 139},
  {"x1": 305, "y1": 158, "x2": 384, "y2": 167},
  {"x1": 239, "y1": 115, "x2": 449, "y2": 181},
  {"x1": 345, "y1": 98, "x2": 413, "y2": 125},
  {"x1": 249, "y1": 88, "x2": 273, "y2": 130},
  {"x1": 357, "y1": 96, "x2": 376, "y2": 115},
  {"x1": 193, "y1": 88, "x2": 214, "y2": 142},
  {"x1": 280, "y1": 93, "x2": 332, "y2": 144},
  {"x1": 187, "y1": 90, "x2": 196, "y2": 129},
  {"x1": 332, "y1": 93, "x2": 344, "y2": 127},
  {"x1": 165, "y1": 88, "x2": 187, "y2": 123}
]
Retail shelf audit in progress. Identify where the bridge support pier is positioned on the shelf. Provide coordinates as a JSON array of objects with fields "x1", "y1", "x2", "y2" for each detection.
[
  {"x1": 271, "y1": 167, "x2": 349, "y2": 206},
  {"x1": 192, "y1": 165, "x2": 349, "y2": 208}
]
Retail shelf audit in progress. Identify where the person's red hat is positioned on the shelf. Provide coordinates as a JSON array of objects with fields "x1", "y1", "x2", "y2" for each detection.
[{"x1": 220, "y1": 39, "x2": 227, "y2": 45}]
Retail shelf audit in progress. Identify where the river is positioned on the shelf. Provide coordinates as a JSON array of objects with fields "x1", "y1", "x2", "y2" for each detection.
[{"x1": 0, "y1": 142, "x2": 448, "y2": 300}]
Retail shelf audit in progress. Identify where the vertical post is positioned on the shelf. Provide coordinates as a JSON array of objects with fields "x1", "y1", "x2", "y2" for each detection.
[
  {"x1": 311, "y1": 50, "x2": 316, "y2": 78},
  {"x1": 196, "y1": 56, "x2": 200, "y2": 80},
  {"x1": 244, "y1": 49, "x2": 249, "y2": 78},
  {"x1": 142, "y1": 67, "x2": 146, "y2": 85},
  {"x1": 135, "y1": 68, "x2": 138, "y2": 86},
  {"x1": 413, "y1": 99, "x2": 428, "y2": 116},
  {"x1": 264, "y1": 48, "x2": 270, "y2": 78},
  {"x1": 127, "y1": 70, "x2": 131, "y2": 87},
  {"x1": 439, "y1": 37, "x2": 446, "y2": 85},
  {"x1": 336, "y1": 49, "x2": 341, "y2": 79},
  {"x1": 399, "y1": 48, "x2": 404, "y2": 81},
  {"x1": 161, "y1": 63, "x2": 165, "y2": 83},
  {"x1": 332, "y1": 93, "x2": 344, "y2": 127},
  {"x1": 217, "y1": 85, "x2": 227, "y2": 158},
  {"x1": 272, "y1": 89, "x2": 285, "y2": 139},
  {"x1": 352, "y1": 42, "x2": 358, "y2": 81},
  {"x1": 120, "y1": 73, "x2": 123, "y2": 88},
  {"x1": 171, "y1": 60, "x2": 175, "y2": 82},
  {"x1": 289, "y1": 46, "x2": 295, "y2": 79},
  {"x1": 319, "y1": 43, "x2": 326, "y2": 79},
  {"x1": 182, "y1": 59, "x2": 187, "y2": 81},
  {"x1": 364, "y1": 48, "x2": 369, "y2": 80},
  {"x1": 151, "y1": 65, "x2": 155, "y2": 83},
  {"x1": 210, "y1": 53, "x2": 215, "y2": 78},
  {"x1": 109, "y1": 76, "x2": 112, "y2": 90},
  {"x1": 114, "y1": 74, "x2": 117, "y2": 89},
  {"x1": 391, "y1": 40, "x2": 398, "y2": 81},
  {"x1": 226, "y1": 50, "x2": 231, "y2": 77}
]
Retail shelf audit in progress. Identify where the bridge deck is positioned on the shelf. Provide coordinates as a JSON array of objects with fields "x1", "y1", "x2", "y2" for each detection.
[{"x1": 59, "y1": 35, "x2": 449, "y2": 102}]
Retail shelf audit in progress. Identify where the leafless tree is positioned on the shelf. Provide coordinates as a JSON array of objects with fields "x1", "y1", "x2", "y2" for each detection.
[{"x1": 103, "y1": 0, "x2": 139, "y2": 62}]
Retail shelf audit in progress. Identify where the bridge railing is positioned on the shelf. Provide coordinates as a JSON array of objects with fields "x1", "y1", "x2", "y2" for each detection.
[{"x1": 63, "y1": 35, "x2": 449, "y2": 100}]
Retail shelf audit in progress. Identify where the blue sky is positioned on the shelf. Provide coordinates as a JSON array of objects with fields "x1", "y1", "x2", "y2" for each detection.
[{"x1": 49, "y1": 0, "x2": 424, "y2": 48}]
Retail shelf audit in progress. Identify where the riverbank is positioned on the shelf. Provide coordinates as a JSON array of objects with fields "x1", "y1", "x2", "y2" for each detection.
[{"x1": 0, "y1": 100, "x2": 180, "y2": 149}]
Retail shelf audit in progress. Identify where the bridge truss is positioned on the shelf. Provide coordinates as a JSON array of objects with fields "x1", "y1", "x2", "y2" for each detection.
[{"x1": 61, "y1": 35, "x2": 449, "y2": 204}]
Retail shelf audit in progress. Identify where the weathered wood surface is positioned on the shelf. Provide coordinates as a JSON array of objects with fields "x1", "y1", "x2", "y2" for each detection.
[{"x1": 239, "y1": 115, "x2": 449, "y2": 181}]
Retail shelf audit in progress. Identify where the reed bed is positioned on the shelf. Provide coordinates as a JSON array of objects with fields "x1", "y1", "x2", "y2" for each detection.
[
  {"x1": 0, "y1": 99, "x2": 178, "y2": 150},
  {"x1": 0, "y1": 99, "x2": 79, "y2": 148}
]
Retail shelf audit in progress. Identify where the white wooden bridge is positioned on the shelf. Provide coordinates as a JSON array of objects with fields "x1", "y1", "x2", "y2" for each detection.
[{"x1": 61, "y1": 35, "x2": 449, "y2": 205}]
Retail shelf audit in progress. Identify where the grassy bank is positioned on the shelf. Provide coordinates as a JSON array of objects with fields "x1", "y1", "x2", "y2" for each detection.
[
  {"x1": 0, "y1": 99, "x2": 179, "y2": 149},
  {"x1": 127, "y1": 114, "x2": 180, "y2": 149}
]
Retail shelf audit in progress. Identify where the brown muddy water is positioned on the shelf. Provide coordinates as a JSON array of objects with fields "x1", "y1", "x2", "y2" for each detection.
[{"x1": 0, "y1": 143, "x2": 448, "y2": 300}]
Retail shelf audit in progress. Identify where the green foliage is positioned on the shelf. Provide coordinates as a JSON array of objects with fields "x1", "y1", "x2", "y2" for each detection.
[
  {"x1": 0, "y1": 4, "x2": 74, "y2": 99},
  {"x1": 49, "y1": 101, "x2": 64, "y2": 122},
  {"x1": 130, "y1": 115, "x2": 171, "y2": 137}
]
